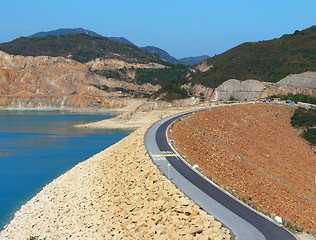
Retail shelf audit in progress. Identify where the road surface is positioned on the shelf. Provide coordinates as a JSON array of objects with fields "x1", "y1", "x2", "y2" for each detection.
[{"x1": 144, "y1": 107, "x2": 296, "y2": 240}]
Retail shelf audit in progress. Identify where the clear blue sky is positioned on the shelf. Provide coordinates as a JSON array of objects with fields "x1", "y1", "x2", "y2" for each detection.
[{"x1": 1, "y1": 0, "x2": 315, "y2": 59}]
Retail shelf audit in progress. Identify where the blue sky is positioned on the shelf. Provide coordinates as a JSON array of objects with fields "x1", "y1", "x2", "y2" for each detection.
[{"x1": 1, "y1": 0, "x2": 315, "y2": 58}]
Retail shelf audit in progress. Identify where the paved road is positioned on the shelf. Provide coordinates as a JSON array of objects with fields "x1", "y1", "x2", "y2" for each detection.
[{"x1": 144, "y1": 107, "x2": 296, "y2": 240}]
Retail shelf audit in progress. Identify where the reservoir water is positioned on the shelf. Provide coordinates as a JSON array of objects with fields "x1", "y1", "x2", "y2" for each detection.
[{"x1": 0, "y1": 110, "x2": 132, "y2": 230}]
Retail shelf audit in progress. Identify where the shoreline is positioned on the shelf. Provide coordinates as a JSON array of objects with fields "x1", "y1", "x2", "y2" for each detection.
[
  {"x1": 0, "y1": 120, "x2": 231, "y2": 239},
  {"x1": 0, "y1": 98, "x2": 148, "y2": 115},
  {"x1": 0, "y1": 106, "x2": 123, "y2": 115},
  {"x1": 75, "y1": 101, "x2": 232, "y2": 130}
]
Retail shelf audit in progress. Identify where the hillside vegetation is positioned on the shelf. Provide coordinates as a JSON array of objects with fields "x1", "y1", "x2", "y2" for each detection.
[
  {"x1": 135, "y1": 65, "x2": 192, "y2": 100},
  {"x1": 192, "y1": 26, "x2": 316, "y2": 88},
  {"x1": 0, "y1": 34, "x2": 165, "y2": 64},
  {"x1": 291, "y1": 107, "x2": 316, "y2": 146}
]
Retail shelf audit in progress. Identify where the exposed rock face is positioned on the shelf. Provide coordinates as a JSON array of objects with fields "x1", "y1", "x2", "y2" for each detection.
[
  {"x1": 209, "y1": 72, "x2": 316, "y2": 101},
  {"x1": 86, "y1": 58, "x2": 166, "y2": 71},
  {"x1": 277, "y1": 72, "x2": 316, "y2": 88},
  {"x1": 136, "y1": 97, "x2": 201, "y2": 111},
  {"x1": 184, "y1": 83, "x2": 214, "y2": 99},
  {"x1": 0, "y1": 51, "x2": 158, "y2": 110},
  {"x1": 257, "y1": 72, "x2": 316, "y2": 99},
  {"x1": 0, "y1": 51, "x2": 88, "y2": 95},
  {"x1": 211, "y1": 79, "x2": 266, "y2": 101},
  {"x1": 258, "y1": 84, "x2": 316, "y2": 99},
  {"x1": 196, "y1": 60, "x2": 213, "y2": 72},
  {"x1": 0, "y1": 94, "x2": 127, "y2": 110}
]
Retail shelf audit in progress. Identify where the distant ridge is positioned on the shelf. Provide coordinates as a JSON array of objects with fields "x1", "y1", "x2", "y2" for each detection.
[
  {"x1": 27, "y1": 28, "x2": 209, "y2": 65},
  {"x1": 141, "y1": 46, "x2": 209, "y2": 66},
  {"x1": 109, "y1": 37, "x2": 136, "y2": 46},
  {"x1": 29, "y1": 28, "x2": 102, "y2": 38},
  {"x1": 0, "y1": 33, "x2": 163, "y2": 64},
  {"x1": 141, "y1": 46, "x2": 178, "y2": 64},
  {"x1": 178, "y1": 55, "x2": 210, "y2": 66},
  {"x1": 30, "y1": 28, "x2": 136, "y2": 47}
]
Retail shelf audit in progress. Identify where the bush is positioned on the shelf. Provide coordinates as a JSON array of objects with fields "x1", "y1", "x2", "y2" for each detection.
[
  {"x1": 291, "y1": 107, "x2": 316, "y2": 128},
  {"x1": 280, "y1": 93, "x2": 316, "y2": 104},
  {"x1": 135, "y1": 65, "x2": 190, "y2": 86},
  {"x1": 291, "y1": 107, "x2": 316, "y2": 146},
  {"x1": 303, "y1": 128, "x2": 316, "y2": 145}
]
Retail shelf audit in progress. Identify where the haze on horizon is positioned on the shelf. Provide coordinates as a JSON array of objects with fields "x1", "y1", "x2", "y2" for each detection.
[{"x1": 1, "y1": 0, "x2": 315, "y2": 59}]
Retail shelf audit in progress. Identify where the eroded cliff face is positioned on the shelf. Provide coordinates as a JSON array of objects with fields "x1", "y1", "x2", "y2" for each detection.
[
  {"x1": 0, "y1": 51, "x2": 88, "y2": 96},
  {"x1": 0, "y1": 51, "x2": 158, "y2": 110},
  {"x1": 207, "y1": 72, "x2": 316, "y2": 101}
]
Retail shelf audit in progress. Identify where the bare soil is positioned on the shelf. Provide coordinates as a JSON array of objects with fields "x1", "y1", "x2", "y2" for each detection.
[{"x1": 170, "y1": 103, "x2": 316, "y2": 232}]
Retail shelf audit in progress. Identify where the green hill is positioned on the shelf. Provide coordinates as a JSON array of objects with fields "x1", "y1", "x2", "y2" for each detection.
[
  {"x1": 0, "y1": 33, "x2": 165, "y2": 64},
  {"x1": 192, "y1": 26, "x2": 316, "y2": 88}
]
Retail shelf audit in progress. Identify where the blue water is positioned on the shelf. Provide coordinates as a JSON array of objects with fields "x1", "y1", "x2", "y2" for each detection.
[{"x1": 0, "y1": 110, "x2": 132, "y2": 229}]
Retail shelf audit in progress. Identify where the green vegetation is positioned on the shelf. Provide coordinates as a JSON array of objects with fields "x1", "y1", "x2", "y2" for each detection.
[
  {"x1": 291, "y1": 107, "x2": 316, "y2": 127},
  {"x1": 135, "y1": 65, "x2": 192, "y2": 100},
  {"x1": 158, "y1": 83, "x2": 190, "y2": 101},
  {"x1": 303, "y1": 128, "x2": 316, "y2": 145},
  {"x1": 192, "y1": 26, "x2": 316, "y2": 88},
  {"x1": 91, "y1": 84, "x2": 110, "y2": 92},
  {"x1": 90, "y1": 84, "x2": 151, "y2": 98},
  {"x1": 134, "y1": 65, "x2": 190, "y2": 85},
  {"x1": 92, "y1": 69, "x2": 123, "y2": 80},
  {"x1": 272, "y1": 93, "x2": 316, "y2": 104},
  {"x1": 90, "y1": 64, "x2": 193, "y2": 100},
  {"x1": 0, "y1": 34, "x2": 166, "y2": 64},
  {"x1": 291, "y1": 107, "x2": 316, "y2": 146}
]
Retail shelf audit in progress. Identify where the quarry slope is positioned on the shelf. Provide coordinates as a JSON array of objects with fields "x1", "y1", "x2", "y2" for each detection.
[{"x1": 0, "y1": 50, "x2": 159, "y2": 110}]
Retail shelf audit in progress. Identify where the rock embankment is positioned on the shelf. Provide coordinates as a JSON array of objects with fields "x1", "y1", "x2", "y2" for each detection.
[{"x1": 0, "y1": 123, "x2": 231, "y2": 239}]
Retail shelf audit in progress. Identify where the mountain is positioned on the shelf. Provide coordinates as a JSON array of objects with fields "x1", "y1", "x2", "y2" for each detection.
[
  {"x1": 29, "y1": 28, "x2": 102, "y2": 38},
  {"x1": 0, "y1": 33, "x2": 164, "y2": 64},
  {"x1": 192, "y1": 26, "x2": 316, "y2": 88},
  {"x1": 178, "y1": 55, "x2": 210, "y2": 66},
  {"x1": 141, "y1": 46, "x2": 178, "y2": 65},
  {"x1": 26, "y1": 28, "x2": 208, "y2": 65},
  {"x1": 109, "y1": 37, "x2": 136, "y2": 46},
  {"x1": 141, "y1": 46, "x2": 209, "y2": 65}
]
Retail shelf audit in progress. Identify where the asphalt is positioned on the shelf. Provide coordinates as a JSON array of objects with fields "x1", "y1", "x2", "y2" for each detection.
[{"x1": 144, "y1": 107, "x2": 297, "y2": 240}]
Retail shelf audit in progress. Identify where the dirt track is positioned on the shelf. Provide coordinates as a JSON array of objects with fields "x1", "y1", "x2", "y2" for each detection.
[{"x1": 170, "y1": 103, "x2": 316, "y2": 232}]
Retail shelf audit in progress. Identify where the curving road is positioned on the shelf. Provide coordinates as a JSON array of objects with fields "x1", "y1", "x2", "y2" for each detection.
[{"x1": 144, "y1": 107, "x2": 296, "y2": 240}]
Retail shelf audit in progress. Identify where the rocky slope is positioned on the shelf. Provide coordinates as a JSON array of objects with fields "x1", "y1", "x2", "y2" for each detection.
[
  {"x1": 0, "y1": 123, "x2": 231, "y2": 240},
  {"x1": 189, "y1": 72, "x2": 316, "y2": 101},
  {"x1": 0, "y1": 51, "x2": 159, "y2": 110}
]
